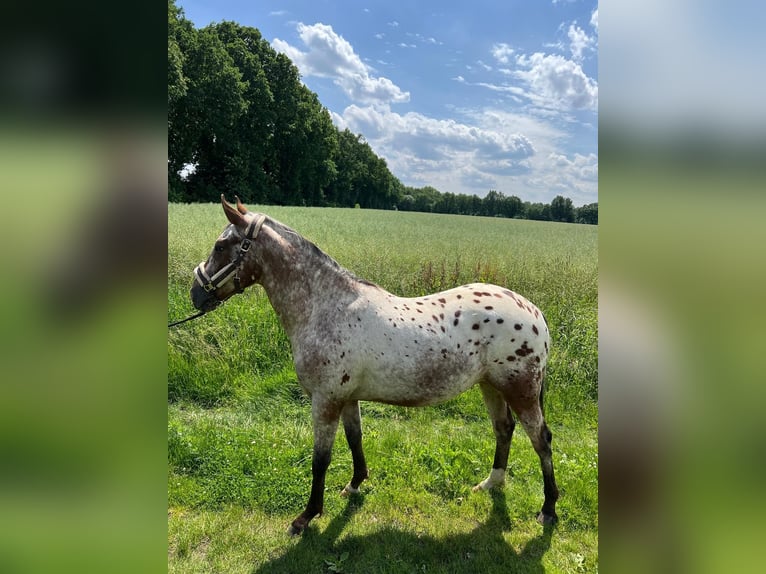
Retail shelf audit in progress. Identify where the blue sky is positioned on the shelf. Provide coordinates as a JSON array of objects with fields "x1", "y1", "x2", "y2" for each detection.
[{"x1": 177, "y1": 0, "x2": 598, "y2": 205}]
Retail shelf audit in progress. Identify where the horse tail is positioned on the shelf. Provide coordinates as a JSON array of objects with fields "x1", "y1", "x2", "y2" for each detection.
[{"x1": 538, "y1": 366, "x2": 547, "y2": 416}]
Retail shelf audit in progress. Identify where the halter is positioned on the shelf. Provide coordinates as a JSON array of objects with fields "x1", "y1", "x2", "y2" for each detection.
[{"x1": 194, "y1": 214, "x2": 266, "y2": 296}]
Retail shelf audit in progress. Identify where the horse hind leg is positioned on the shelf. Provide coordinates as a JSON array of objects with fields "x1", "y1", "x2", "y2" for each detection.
[
  {"x1": 340, "y1": 400, "x2": 369, "y2": 496},
  {"x1": 512, "y1": 399, "x2": 559, "y2": 525},
  {"x1": 473, "y1": 382, "x2": 516, "y2": 492}
]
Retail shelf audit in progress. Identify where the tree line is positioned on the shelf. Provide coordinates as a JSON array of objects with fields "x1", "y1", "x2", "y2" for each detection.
[{"x1": 168, "y1": 1, "x2": 597, "y2": 224}]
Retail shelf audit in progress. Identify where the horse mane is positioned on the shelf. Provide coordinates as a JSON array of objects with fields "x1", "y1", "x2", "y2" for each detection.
[{"x1": 263, "y1": 215, "x2": 381, "y2": 289}]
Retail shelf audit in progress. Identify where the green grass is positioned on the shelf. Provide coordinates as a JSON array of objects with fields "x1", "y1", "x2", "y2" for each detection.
[{"x1": 168, "y1": 205, "x2": 597, "y2": 573}]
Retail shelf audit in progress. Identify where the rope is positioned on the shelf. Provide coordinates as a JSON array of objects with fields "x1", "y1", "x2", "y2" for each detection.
[{"x1": 168, "y1": 310, "x2": 207, "y2": 328}]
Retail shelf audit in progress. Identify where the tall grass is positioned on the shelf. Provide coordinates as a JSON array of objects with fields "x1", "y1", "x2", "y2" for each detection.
[{"x1": 168, "y1": 205, "x2": 597, "y2": 573}]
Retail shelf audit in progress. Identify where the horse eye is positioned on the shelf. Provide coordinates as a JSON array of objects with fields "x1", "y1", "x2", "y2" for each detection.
[{"x1": 214, "y1": 245, "x2": 224, "y2": 253}]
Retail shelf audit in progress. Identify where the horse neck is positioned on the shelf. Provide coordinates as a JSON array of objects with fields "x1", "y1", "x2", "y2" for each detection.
[{"x1": 256, "y1": 222, "x2": 360, "y2": 336}]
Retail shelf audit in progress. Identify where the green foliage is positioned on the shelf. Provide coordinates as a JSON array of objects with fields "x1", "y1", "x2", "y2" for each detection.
[
  {"x1": 576, "y1": 202, "x2": 598, "y2": 225},
  {"x1": 550, "y1": 195, "x2": 575, "y2": 223}
]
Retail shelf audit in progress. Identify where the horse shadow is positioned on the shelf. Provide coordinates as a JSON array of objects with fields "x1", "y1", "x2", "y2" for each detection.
[{"x1": 252, "y1": 491, "x2": 554, "y2": 574}]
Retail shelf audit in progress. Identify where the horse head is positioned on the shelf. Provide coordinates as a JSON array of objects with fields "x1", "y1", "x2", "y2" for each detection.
[{"x1": 190, "y1": 195, "x2": 266, "y2": 312}]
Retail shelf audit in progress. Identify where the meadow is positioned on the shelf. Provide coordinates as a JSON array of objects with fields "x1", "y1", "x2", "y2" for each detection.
[{"x1": 168, "y1": 204, "x2": 598, "y2": 573}]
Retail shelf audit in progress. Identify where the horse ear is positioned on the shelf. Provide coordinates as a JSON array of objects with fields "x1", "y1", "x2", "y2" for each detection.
[
  {"x1": 221, "y1": 194, "x2": 247, "y2": 227},
  {"x1": 235, "y1": 196, "x2": 249, "y2": 215}
]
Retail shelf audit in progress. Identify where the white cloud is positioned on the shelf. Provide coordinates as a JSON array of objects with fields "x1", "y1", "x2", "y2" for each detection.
[
  {"x1": 339, "y1": 104, "x2": 535, "y2": 161},
  {"x1": 477, "y1": 60, "x2": 492, "y2": 71},
  {"x1": 468, "y1": 50, "x2": 598, "y2": 113},
  {"x1": 273, "y1": 22, "x2": 410, "y2": 105},
  {"x1": 491, "y1": 43, "x2": 514, "y2": 64},
  {"x1": 568, "y1": 23, "x2": 595, "y2": 61},
  {"x1": 514, "y1": 52, "x2": 598, "y2": 111},
  {"x1": 526, "y1": 152, "x2": 597, "y2": 204},
  {"x1": 549, "y1": 152, "x2": 598, "y2": 181},
  {"x1": 590, "y1": 9, "x2": 598, "y2": 31}
]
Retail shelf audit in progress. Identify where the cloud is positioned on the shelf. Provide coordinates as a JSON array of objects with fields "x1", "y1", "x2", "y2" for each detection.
[
  {"x1": 523, "y1": 152, "x2": 597, "y2": 204},
  {"x1": 340, "y1": 104, "x2": 535, "y2": 160},
  {"x1": 568, "y1": 23, "x2": 595, "y2": 61},
  {"x1": 590, "y1": 9, "x2": 598, "y2": 31},
  {"x1": 513, "y1": 52, "x2": 598, "y2": 111},
  {"x1": 491, "y1": 43, "x2": 514, "y2": 64},
  {"x1": 549, "y1": 152, "x2": 599, "y2": 181},
  {"x1": 462, "y1": 51, "x2": 598, "y2": 112},
  {"x1": 273, "y1": 22, "x2": 410, "y2": 105},
  {"x1": 331, "y1": 104, "x2": 548, "y2": 195}
]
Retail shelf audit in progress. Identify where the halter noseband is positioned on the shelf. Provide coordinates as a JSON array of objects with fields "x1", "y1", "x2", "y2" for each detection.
[{"x1": 194, "y1": 214, "x2": 266, "y2": 297}]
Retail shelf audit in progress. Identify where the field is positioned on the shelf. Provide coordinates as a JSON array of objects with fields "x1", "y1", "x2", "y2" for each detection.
[{"x1": 168, "y1": 204, "x2": 598, "y2": 573}]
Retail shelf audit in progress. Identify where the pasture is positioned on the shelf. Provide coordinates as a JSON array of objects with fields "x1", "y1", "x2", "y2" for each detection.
[{"x1": 168, "y1": 205, "x2": 597, "y2": 573}]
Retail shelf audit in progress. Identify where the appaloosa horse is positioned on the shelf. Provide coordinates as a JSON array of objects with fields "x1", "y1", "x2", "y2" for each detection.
[{"x1": 190, "y1": 196, "x2": 559, "y2": 535}]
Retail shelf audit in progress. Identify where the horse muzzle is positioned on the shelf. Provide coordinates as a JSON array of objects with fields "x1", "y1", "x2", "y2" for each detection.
[
  {"x1": 190, "y1": 261, "x2": 228, "y2": 312},
  {"x1": 190, "y1": 282, "x2": 221, "y2": 312}
]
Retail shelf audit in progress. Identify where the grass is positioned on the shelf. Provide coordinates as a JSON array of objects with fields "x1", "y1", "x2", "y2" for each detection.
[{"x1": 168, "y1": 205, "x2": 597, "y2": 573}]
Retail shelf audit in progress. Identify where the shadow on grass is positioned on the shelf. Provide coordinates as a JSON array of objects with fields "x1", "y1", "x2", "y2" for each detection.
[{"x1": 252, "y1": 491, "x2": 554, "y2": 574}]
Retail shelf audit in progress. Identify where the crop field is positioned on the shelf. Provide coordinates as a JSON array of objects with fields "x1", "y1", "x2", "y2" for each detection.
[{"x1": 168, "y1": 204, "x2": 598, "y2": 573}]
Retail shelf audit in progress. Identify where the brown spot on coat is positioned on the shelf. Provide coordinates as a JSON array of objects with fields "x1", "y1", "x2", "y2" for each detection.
[
  {"x1": 341, "y1": 373, "x2": 350, "y2": 384},
  {"x1": 514, "y1": 323, "x2": 522, "y2": 330},
  {"x1": 515, "y1": 341, "x2": 534, "y2": 357},
  {"x1": 472, "y1": 323, "x2": 480, "y2": 330},
  {"x1": 532, "y1": 325, "x2": 539, "y2": 335}
]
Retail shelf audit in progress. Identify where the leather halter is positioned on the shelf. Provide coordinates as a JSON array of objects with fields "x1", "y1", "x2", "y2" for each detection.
[{"x1": 194, "y1": 214, "x2": 266, "y2": 296}]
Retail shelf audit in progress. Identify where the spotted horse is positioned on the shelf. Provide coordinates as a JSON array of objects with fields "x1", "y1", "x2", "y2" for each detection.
[{"x1": 190, "y1": 196, "x2": 559, "y2": 535}]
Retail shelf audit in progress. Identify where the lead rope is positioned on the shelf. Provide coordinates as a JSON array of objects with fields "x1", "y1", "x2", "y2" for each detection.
[{"x1": 168, "y1": 310, "x2": 207, "y2": 328}]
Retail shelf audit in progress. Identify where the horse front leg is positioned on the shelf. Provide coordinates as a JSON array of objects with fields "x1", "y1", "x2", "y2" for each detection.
[
  {"x1": 288, "y1": 397, "x2": 340, "y2": 536},
  {"x1": 340, "y1": 400, "x2": 368, "y2": 496}
]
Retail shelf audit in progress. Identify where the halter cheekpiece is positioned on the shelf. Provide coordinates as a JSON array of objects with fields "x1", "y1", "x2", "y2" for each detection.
[{"x1": 194, "y1": 214, "x2": 266, "y2": 296}]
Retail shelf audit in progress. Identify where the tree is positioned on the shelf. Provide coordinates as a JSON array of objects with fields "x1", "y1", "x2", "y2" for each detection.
[
  {"x1": 482, "y1": 190, "x2": 504, "y2": 217},
  {"x1": 550, "y1": 195, "x2": 575, "y2": 223},
  {"x1": 576, "y1": 202, "x2": 598, "y2": 225},
  {"x1": 500, "y1": 194, "x2": 523, "y2": 218}
]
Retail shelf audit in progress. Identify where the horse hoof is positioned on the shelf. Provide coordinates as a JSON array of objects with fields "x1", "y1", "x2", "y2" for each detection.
[
  {"x1": 340, "y1": 484, "x2": 360, "y2": 497},
  {"x1": 536, "y1": 511, "x2": 558, "y2": 526},
  {"x1": 287, "y1": 520, "x2": 305, "y2": 537}
]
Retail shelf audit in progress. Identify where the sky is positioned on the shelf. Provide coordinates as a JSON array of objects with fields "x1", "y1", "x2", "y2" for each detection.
[{"x1": 177, "y1": 0, "x2": 599, "y2": 206}]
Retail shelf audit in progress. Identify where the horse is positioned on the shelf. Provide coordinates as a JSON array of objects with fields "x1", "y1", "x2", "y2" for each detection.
[{"x1": 190, "y1": 195, "x2": 559, "y2": 535}]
